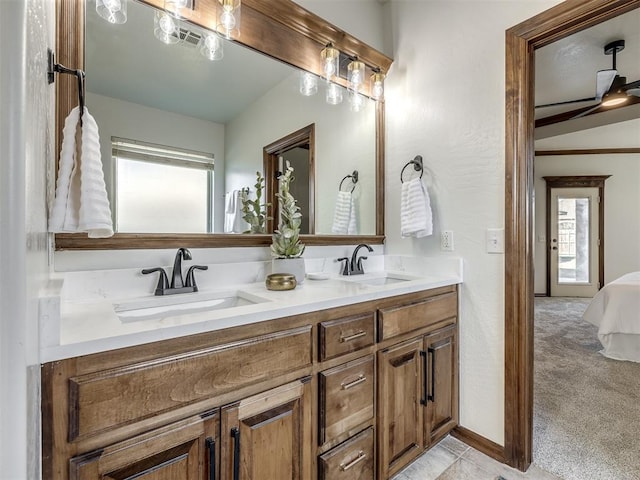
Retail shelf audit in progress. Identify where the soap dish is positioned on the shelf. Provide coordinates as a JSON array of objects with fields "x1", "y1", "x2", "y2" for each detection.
[{"x1": 265, "y1": 273, "x2": 297, "y2": 291}]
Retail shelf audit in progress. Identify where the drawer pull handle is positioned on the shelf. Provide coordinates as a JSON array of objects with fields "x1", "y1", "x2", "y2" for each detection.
[
  {"x1": 231, "y1": 427, "x2": 240, "y2": 480},
  {"x1": 339, "y1": 450, "x2": 367, "y2": 471},
  {"x1": 341, "y1": 374, "x2": 367, "y2": 390},
  {"x1": 205, "y1": 437, "x2": 216, "y2": 480},
  {"x1": 340, "y1": 330, "x2": 367, "y2": 343}
]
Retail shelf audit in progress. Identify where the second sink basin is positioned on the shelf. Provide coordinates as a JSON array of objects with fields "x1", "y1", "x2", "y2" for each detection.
[
  {"x1": 114, "y1": 290, "x2": 270, "y2": 322},
  {"x1": 344, "y1": 272, "x2": 421, "y2": 286}
]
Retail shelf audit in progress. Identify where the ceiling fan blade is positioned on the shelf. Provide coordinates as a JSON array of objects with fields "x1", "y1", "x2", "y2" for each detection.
[
  {"x1": 570, "y1": 103, "x2": 602, "y2": 120},
  {"x1": 622, "y1": 79, "x2": 640, "y2": 91},
  {"x1": 535, "y1": 97, "x2": 596, "y2": 109},
  {"x1": 595, "y1": 69, "x2": 617, "y2": 99},
  {"x1": 627, "y1": 88, "x2": 640, "y2": 97}
]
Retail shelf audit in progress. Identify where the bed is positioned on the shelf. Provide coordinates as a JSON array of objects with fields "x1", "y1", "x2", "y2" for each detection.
[{"x1": 582, "y1": 271, "x2": 640, "y2": 362}]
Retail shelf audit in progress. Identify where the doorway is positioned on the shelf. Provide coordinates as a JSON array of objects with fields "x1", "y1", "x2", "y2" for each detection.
[
  {"x1": 263, "y1": 124, "x2": 315, "y2": 235},
  {"x1": 544, "y1": 176, "x2": 609, "y2": 297},
  {"x1": 503, "y1": 0, "x2": 640, "y2": 471}
]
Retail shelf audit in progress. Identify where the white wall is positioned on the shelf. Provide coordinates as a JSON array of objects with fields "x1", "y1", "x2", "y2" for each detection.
[
  {"x1": 534, "y1": 119, "x2": 640, "y2": 294},
  {"x1": 225, "y1": 73, "x2": 377, "y2": 235},
  {"x1": 0, "y1": 0, "x2": 53, "y2": 477},
  {"x1": 87, "y1": 92, "x2": 227, "y2": 233},
  {"x1": 384, "y1": 0, "x2": 561, "y2": 445}
]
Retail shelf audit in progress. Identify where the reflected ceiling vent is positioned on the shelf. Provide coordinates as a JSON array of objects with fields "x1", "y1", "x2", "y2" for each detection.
[{"x1": 178, "y1": 27, "x2": 202, "y2": 47}]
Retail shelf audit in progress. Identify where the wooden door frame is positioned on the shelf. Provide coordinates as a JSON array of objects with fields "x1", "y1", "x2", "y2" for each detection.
[
  {"x1": 543, "y1": 176, "x2": 610, "y2": 296},
  {"x1": 504, "y1": 0, "x2": 640, "y2": 471},
  {"x1": 263, "y1": 124, "x2": 316, "y2": 234}
]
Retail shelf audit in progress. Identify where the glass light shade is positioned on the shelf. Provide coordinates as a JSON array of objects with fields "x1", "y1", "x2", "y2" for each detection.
[
  {"x1": 299, "y1": 72, "x2": 318, "y2": 96},
  {"x1": 321, "y1": 44, "x2": 340, "y2": 81},
  {"x1": 96, "y1": 0, "x2": 127, "y2": 24},
  {"x1": 165, "y1": 0, "x2": 193, "y2": 19},
  {"x1": 154, "y1": 10, "x2": 180, "y2": 44},
  {"x1": 216, "y1": 0, "x2": 241, "y2": 39},
  {"x1": 370, "y1": 71, "x2": 385, "y2": 100},
  {"x1": 349, "y1": 91, "x2": 365, "y2": 112},
  {"x1": 601, "y1": 92, "x2": 628, "y2": 107},
  {"x1": 347, "y1": 59, "x2": 365, "y2": 92},
  {"x1": 326, "y1": 83, "x2": 343, "y2": 105},
  {"x1": 198, "y1": 32, "x2": 224, "y2": 61}
]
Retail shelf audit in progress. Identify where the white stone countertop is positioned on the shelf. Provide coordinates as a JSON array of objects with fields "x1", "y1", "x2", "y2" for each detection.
[{"x1": 39, "y1": 255, "x2": 463, "y2": 363}]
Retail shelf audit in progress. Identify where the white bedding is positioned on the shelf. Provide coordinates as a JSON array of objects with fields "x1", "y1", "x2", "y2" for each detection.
[{"x1": 582, "y1": 271, "x2": 640, "y2": 362}]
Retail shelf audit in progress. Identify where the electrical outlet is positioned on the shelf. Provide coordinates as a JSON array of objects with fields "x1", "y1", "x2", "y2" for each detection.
[{"x1": 441, "y1": 230, "x2": 454, "y2": 251}]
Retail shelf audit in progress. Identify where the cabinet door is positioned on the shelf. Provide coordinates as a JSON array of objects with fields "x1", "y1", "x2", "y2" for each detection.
[
  {"x1": 220, "y1": 377, "x2": 312, "y2": 480},
  {"x1": 69, "y1": 410, "x2": 219, "y2": 480},
  {"x1": 424, "y1": 325, "x2": 458, "y2": 447},
  {"x1": 377, "y1": 337, "x2": 424, "y2": 479}
]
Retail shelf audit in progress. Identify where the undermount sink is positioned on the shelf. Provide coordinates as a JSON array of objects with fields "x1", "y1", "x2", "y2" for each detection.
[
  {"x1": 344, "y1": 272, "x2": 420, "y2": 286},
  {"x1": 114, "y1": 290, "x2": 270, "y2": 322}
]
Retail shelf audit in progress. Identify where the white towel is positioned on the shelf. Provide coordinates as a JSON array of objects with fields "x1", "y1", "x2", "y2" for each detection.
[
  {"x1": 49, "y1": 106, "x2": 114, "y2": 238},
  {"x1": 224, "y1": 190, "x2": 249, "y2": 233},
  {"x1": 401, "y1": 177, "x2": 433, "y2": 238},
  {"x1": 331, "y1": 191, "x2": 357, "y2": 235}
]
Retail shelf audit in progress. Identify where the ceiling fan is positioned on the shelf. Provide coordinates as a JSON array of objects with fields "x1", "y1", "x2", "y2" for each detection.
[{"x1": 536, "y1": 39, "x2": 640, "y2": 119}]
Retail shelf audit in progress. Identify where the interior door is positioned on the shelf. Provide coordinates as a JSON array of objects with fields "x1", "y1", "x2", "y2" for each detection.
[{"x1": 549, "y1": 187, "x2": 600, "y2": 297}]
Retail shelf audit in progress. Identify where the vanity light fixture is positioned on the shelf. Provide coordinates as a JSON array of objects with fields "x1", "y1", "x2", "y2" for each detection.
[
  {"x1": 165, "y1": 0, "x2": 193, "y2": 19},
  {"x1": 96, "y1": 0, "x2": 127, "y2": 24},
  {"x1": 154, "y1": 9, "x2": 180, "y2": 44},
  {"x1": 299, "y1": 72, "x2": 318, "y2": 96},
  {"x1": 370, "y1": 70, "x2": 385, "y2": 100},
  {"x1": 198, "y1": 32, "x2": 224, "y2": 61},
  {"x1": 321, "y1": 43, "x2": 340, "y2": 81},
  {"x1": 216, "y1": 0, "x2": 241, "y2": 39},
  {"x1": 326, "y1": 83, "x2": 343, "y2": 105},
  {"x1": 347, "y1": 58, "x2": 365, "y2": 92}
]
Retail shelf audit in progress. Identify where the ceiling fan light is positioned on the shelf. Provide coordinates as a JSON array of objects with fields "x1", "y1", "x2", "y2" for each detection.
[{"x1": 601, "y1": 91, "x2": 628, "y2": 107}]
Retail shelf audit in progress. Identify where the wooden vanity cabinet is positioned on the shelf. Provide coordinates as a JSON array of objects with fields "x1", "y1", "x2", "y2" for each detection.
[
  {"x1": 68, "y1": 410, "x2": 219, "y2": 480},
  {"x1": 219, "y1": 378, "x2": 313, "y2": 480},
  {"x1": 42, "y1": 285, "x2": 459, "y2": 480},
  {"x1": 376, "y1": 289, "x2": 459, "y2": 479}
]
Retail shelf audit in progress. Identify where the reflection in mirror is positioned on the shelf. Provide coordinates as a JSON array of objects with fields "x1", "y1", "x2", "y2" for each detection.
[{"x1": 85, "y1": 0, "x2": 377, "y2": 236}]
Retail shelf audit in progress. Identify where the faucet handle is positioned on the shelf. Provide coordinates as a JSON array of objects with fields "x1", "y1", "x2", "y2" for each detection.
[
  {"x1": 185, "y1": 265, "x2": 208, "y2": 291},
  {"x1": 142, "y1": 267, "x2": 169, "y2": 296},
  {"x1": 337, "y1": 257, "x2": 351, "y2": 276}
]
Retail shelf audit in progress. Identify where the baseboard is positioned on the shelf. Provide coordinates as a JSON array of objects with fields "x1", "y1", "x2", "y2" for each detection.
[
  {"x1": 451, "y1": 426, "x2": 505, "y2": 463},
  {"x1": 534, "y1": 293, "x2": 548, "y2": 297}
]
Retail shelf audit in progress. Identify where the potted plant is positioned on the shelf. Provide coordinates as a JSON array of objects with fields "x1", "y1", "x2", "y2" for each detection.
[
  {"x1": 270, "y1": 161, "x2": 306, "y2": 283},
  {"x1": 240, "y1": 171, "x2": 270, "y2": 234}
]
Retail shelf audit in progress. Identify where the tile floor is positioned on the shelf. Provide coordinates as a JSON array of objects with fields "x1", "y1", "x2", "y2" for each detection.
[{"x1": 392, "y1": 436, "x2": 563, "y2": 480}]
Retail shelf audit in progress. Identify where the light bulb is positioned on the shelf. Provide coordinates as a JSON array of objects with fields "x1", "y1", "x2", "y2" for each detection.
[
  {"x1": 347, "y1": 59, "x2": 365, "y2": 92},
  {"x1": 299, "y1": 72, "x2": 318, "y2": 96},
  {"x1": 154, "y1": 11, "x2": 180, "y2": 44},
  {"x1": 326, "y1": 83, "x2": 343, "y2": 105},
  {"x1": 165, "y1": 0, "x2": 192, "y2": 19},
  {"x1": 221, "y1": 11, "x2": 236, "y2": 30},
  {"x1": 321, "y1": 44, "x2": 340, "y2": 81},
  {"x1": 199, "y1": 33, "x2": 223, "y2": 61},
  {"x1": 349, "y1": 92, "x2": 364, "y2": 112},
  {"x1": 96, "y1": 0, "x2": 127, "y2": 24},
  {"x1": 370, "y1": 71, "x2": 385, "y2": 100},
  {"x1": 217, "y1": 0, "x2": 240, "y2": 38}
]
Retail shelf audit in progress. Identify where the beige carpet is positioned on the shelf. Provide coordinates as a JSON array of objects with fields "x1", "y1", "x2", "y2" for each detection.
[{"x1": 533, "y1": 297, "x2": 640, "y2": 480}]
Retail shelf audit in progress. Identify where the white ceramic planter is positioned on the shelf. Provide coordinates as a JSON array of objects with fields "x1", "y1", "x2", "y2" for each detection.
[{"x1": 272, "y1": 257, "x2": 305, "y2": 284}]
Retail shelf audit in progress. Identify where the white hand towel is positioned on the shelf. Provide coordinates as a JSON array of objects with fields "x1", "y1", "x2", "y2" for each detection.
[
  {"x1": 49, "y1": 106, "x2": 114, "y2": 238},
  {"x1": 224, "y1": 190, "x2": 250, "y2": 233},
  {"x1": 401, "y1": 177, "x2": 433, "y2": 238},
  {"x1": 332, "y1": 191, "x2": 358, "y2": 235}
]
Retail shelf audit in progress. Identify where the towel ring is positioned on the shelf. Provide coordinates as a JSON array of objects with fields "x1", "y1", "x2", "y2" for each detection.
[
  {"x1": 339, "y1": 170, "x2": 359, "y2": 192},
  {"x1": 400, "y1": 155, "x2": 423, "y2": 183}
]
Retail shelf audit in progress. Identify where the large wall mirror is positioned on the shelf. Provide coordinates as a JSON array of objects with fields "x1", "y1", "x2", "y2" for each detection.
[{"x1": 54, "y1": 0, "x2": 392, "y2": 249}]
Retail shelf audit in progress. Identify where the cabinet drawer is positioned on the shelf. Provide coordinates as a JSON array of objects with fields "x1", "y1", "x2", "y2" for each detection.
[
  {"x1": 319, "y1": 427, "x2": 374, "y2": 480},
  {"x1": 319, "y1": 355, "x2": 374, "y2": 445},
  {"x1": 319, "y1": 313, "x2": 375, "y2": 361},
  {"x1": 68, "y1": 326, "x2": 311, "y2": 441},
  {"x1": 378, "y1": 292, "x2": 457, "y2": 341}
]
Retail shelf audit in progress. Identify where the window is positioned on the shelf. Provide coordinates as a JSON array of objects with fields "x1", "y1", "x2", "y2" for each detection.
[{"x1": 112, "y1": 138, "x2": 214, "y2": 233}]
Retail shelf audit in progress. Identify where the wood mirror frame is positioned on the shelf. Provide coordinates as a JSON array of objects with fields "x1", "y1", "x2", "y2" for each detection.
[{"x1": 54, "y1": 0, "x2": 392, "y2": 250}]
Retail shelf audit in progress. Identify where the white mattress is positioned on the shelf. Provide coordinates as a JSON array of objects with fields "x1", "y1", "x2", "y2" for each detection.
[{"x1": 582, "y1": 272, "x2": 640, "y2": 362}]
